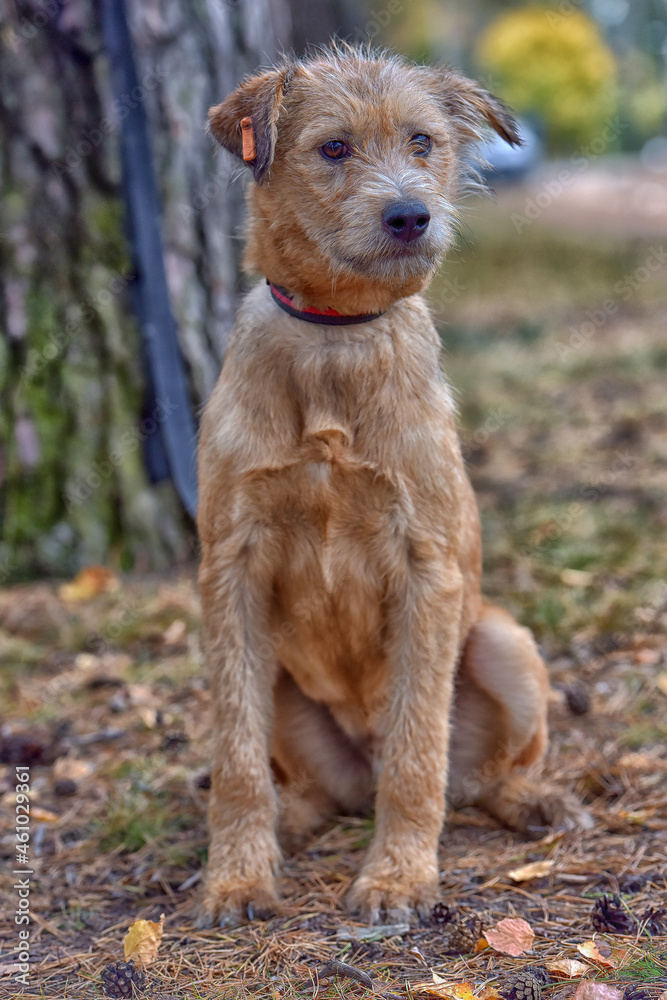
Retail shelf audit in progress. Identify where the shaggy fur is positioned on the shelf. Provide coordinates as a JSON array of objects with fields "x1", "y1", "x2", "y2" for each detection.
[{"x1": 195, "y1": 45, "x2": 586, "y2": 929}]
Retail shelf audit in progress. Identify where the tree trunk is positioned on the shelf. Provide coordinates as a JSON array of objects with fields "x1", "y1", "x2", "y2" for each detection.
[{"x1": 0, "y1": 0, "x2": 290, "y2": 582}]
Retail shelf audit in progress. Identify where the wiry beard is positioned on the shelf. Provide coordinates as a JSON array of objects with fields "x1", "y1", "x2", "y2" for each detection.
[{"x1": 330, "y1": 244, "x2": 444, "y2": 284}]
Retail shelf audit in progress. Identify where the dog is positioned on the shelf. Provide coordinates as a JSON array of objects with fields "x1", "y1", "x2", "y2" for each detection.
[{"x1": 195, "y1": 44, "x2": 586, "y2": 929}]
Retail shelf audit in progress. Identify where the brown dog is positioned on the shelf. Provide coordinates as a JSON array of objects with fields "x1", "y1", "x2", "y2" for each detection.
[{"x1": 195, "y1": 45, "x2": 585, "y2": 928}]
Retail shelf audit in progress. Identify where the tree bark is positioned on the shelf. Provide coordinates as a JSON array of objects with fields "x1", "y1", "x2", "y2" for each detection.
[{"x1": 0, "y1": 0, "x2": 290, "y2": 581}]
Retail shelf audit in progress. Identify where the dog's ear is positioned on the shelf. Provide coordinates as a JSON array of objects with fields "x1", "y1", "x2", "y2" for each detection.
[
  {"x1": 429, "y1": 68, "x2": 522, "y2": 147},
  {"x1": 208, "y1": 65, "x2": 294, "y2": 182}
]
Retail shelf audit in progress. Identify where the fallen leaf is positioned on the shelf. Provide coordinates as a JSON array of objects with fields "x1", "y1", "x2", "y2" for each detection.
[
  {"x1": 577, "y1": 941, "x2": 628, "y2": 969},
  {"x1": 577, "y1": 941, "x2": 612, "y2": 962},
  {"x1": 561, "y1": 568, "x2": 594, "y2": 586},
  {"x1": 124, "y1": 913, "x2": 164, "y2": 966},
  {"x1": 448, "y1": 983, "x2": 476, "y2": 1000},
  {"x1": 137, "y1": 707, "x2": 159, "y2": 729},
  {"x1": 618, "y1": 808, "x2": 655, "y2": 823},
  {"x1": 31, "y1": 806, "x2": 60, "y2": 823},
  {"x1": 656, "y1": 673, "x2": 667, "y2": 695},
  {"x1": 507, "y1": 859, "x2": 555, "y2": 882},
  {"x1": 478, "y1": 988, "x2": 502, "y2": 1000},
  {"x1": 52, "y1": 757, "x2": 93, "y2": 782},
  {"x1": 545, "y1": 958, "x2": 590, "y2": 978},
  {"x1": 412, "y1": 976, "x2": 477, "y2": 999},
  {"x1": 474, "y1": 937, "x2": 489, "y2": 953},
  {"x1": 572, "y1": 983, "x2": 623, "y2": 1000},
  {"x1": 534, "y1": 829, "x2": 567, "y2": 848},
  {"x1": 484, "y1": 917, "x2": 534, "y2": 956},
  {"x1": 163, "y1": 619, "x2": 187, "y2": 645},
  {"x1": 58, "y1": 566, "x2": 119, "y2": 602},
  {"x1": 635, "y1": 648, "x2": 661, "y2": 666}
]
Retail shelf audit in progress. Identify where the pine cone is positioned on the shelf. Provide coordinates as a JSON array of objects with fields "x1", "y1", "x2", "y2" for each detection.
[
  {"x1": 101, "y1": 960, "x2": 146, "y2": 998},
  {"x1": 640, "y1": 906, "x2": 667, "y2": 935},
  {"x1": 591, "y1": 894, "x2": 637, "y2": 934},
  {"x1": 431, "y1": 902, "x2": 455, "y2": 926},
  {"x1": 563, "y1": 683, "x2": 591, "y2": 716},
  {"x1": 500, "y1": 970, "x2": 543, "y2": 1000},
  {"x1": 448, "y1": 911, "x2": 491, "y2": 953}
]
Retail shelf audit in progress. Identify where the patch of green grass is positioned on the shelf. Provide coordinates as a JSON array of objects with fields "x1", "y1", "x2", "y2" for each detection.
[
  {"x1": 339, "y1": 817, "x2": 375, "y2": 850},
  {"x1": 617, "y1": 949, "x2": 667, "y2": 982},
  {"x1": 620, "y1": 723, "x2": 667, "y2": 751},
  {"x1": 98, "y1": 787, "x2": 189, "y2": 853}
]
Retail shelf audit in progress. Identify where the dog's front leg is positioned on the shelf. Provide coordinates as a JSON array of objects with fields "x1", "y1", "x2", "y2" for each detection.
[
  {"x1": 347, "y1": 554, "x2": 463, "y2": 924},
  {"x1": 195, "y1": 533, "x2": 281, "y2": 928}
]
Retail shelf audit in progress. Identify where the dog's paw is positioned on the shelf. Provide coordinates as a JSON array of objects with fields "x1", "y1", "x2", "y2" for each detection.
[
  {"x1": 193, "y1": 875, "x2": 280, "y2": 929},
  {"x1": 346, "y1": 868, "x2": 439, "y2": 925},
  {"x1": 531, "y1": 790, "x2": 594, "y2": 833},
  {"x1": 480, "y1": 777, "x2": 593, "y2": 838}
]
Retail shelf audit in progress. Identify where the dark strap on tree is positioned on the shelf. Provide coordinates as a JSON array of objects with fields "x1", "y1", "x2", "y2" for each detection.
[{"x1": 100, "y1": 0, "x2": 198, "y2": 518}]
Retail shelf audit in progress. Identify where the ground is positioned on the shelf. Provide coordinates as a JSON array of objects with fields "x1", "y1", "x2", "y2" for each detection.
[{"x1": 1, "y1": 160, "x2": 666, "y2": 998}]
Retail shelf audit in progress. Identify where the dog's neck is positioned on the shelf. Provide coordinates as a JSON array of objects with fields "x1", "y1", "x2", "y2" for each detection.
[
  {"x1": 268, "y1": 283, "x2": 386, "y2": 326},
  {"x1": 244, "y1": 200, "x2": 436, "y2": 315}
]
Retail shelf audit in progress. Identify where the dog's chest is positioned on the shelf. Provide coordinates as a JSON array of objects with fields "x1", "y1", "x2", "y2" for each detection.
[
  {"x1": 260, "y1": 331, "x2": 457, "y2": 712},
  {"x1": 268, "y1": 445, "x2": 396, "y2": 715}
]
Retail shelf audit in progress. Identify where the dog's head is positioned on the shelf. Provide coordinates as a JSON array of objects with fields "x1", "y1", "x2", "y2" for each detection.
[{"x1": 209, "y1": 45, "x2": 520, "y2": 313}]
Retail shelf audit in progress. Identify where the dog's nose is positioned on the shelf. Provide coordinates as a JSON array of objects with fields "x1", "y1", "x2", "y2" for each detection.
[{"x1": 381, "y1": 200, "x2": 430, "y2": 243}]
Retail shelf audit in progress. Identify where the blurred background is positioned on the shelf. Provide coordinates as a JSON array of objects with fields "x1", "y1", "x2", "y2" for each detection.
[{"x1": 0, "y1": 0, "x2": 666, "y2": 651}]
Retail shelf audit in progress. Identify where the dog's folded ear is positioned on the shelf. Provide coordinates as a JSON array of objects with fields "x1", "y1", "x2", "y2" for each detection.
[
  {"x1": 429, "y1": 68, "x2": 522, "y2": 148},
  {"x1": 208, "y1": 65, "x2": 294, "y2": 182}
]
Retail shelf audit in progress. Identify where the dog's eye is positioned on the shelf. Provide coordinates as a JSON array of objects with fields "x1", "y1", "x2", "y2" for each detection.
[
  {"x1": 320, "y1": 140, "x2": 352, "y2": 161},
  {"x1": 410, "y1": 134, "x2": 432, "y2": 156}
]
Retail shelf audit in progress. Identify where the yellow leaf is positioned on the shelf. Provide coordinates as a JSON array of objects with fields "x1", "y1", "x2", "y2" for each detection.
[
  {"x1": 656, "y1": 673, "x2": 667, "y2": 696},
  {"x1": 31, "y1": 806, "x2": 60, "y2": 823},
  {"x1": 507, "y1": 859, "x2": 555, "y2": 882},
  {"x1": 546, "y1": 958, "x2": 590, "y2": 979},
  {"x1": 449, "y1": 984, "x2": 477, "y2": 1000},
  {"x1": 577, "y1": 941, "x2": 628, "y2": 969},
  {"x1": 124, "y1": 913, "x2": 164, "y2": 966},
  {"x1": 479, "y1": 989, "x2": 502, "y2": 1000},
  {"x1": 412, "y1": 977, "x2": 477, "y2": 999},
  {"x1": 484, "y1": 917, "x2": 534, "y2": 957},
  {"x1": 58, "y1": 566, "x2": 119, "y2": 602},
  {"x1": 474, "y1": 937, "x2": 489, "y2": 954}
]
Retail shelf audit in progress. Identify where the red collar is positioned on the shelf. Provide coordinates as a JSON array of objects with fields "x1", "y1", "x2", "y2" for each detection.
[{"x1": 268, "y1": 282, "x2": 385, "y2": 326}]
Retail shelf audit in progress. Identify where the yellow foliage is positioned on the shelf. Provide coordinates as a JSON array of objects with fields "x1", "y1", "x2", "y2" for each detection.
[{"x1": 476, "y1": 6, "x2": 618, "y2": 150}]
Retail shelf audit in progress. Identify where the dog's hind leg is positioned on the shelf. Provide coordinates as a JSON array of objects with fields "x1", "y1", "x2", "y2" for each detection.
[
  {"x1": 448, "y1": 604, "x2": 590, "y2": 833},
  {"x1": 272, "y1": 669, "x2": 373, "y2": 848}
]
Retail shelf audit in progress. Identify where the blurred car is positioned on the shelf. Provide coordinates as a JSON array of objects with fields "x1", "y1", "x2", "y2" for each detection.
[{"x1": 471, "y1": 117, "x2": 543, "y2": 184}]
